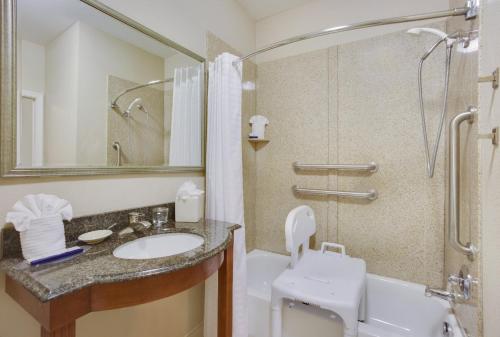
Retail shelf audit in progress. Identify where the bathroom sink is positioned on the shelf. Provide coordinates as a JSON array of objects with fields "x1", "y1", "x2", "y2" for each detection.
[{"x1": 113, "y1": 233, "x2": 204, "y2": 259}]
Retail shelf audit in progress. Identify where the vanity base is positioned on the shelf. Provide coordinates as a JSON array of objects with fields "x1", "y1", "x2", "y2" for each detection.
[
  {"x1": 6, "y1": 238, "x2": 233, "y2": 337},
  {"x1": 41, "y1": 323, "x2": 75, "y2": 337},
  {"x1": 218, "y1": 239, "x2": 233, "y2": 337}
]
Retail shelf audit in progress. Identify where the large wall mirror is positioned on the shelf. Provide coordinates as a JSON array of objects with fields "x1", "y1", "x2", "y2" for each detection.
[{"x1": 1, "y1": 0, "x2": 205, "y2": 176}]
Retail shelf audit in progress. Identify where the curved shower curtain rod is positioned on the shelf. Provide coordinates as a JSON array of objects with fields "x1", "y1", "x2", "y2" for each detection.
[
  {"x1": 233, "y1": 0, "x2": 478, "y2": 64},
  {"x1": 111, "y1": 78, "x2": 174, "y2": 111}
]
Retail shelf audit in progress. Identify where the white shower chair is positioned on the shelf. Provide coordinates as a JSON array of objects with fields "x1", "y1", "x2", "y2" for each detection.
[{"x1": 271, "y1": 205, "x2": 366, "y2": 337}]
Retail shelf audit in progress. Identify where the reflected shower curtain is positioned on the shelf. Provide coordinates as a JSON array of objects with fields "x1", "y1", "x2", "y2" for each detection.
[
  {"x1": 205, "y1": 53, "x2": 247, "y2": 337},
  {"x1": 169, "y1": 65, "x2": 202, "y2": 166}
]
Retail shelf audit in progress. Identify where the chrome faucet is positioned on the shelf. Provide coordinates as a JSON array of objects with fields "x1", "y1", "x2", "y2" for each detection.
[
  {"x1": 128, "y1": 212, "x2": 152, "y2": 233},
  {"x1": 425, "y1": 286, "x2": 462, "y2": 302},
  {"x1": 425, "y1": 265, "x2": 478, "y2": 303},
  {"x1": 131, "y1": 220, "x2": 151, "y2": 233}
]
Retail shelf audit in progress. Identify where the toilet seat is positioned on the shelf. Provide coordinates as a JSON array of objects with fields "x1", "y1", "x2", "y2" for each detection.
[{"x1": 271, "y1": 205, "x2": 366, "y2": 337}]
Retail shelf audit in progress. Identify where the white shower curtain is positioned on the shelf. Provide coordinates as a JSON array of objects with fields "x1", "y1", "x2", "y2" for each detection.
[
  {"x1": 169, "y1": 65, "x2": 202, "y2": 166},
  {"x1": 204, "y1": 53, "x2": 247, "y2": 337}
]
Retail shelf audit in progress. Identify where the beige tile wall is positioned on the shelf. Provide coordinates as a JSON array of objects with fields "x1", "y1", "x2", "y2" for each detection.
[
  {"x1": 336, "y1": 26, "x2": 447, "y2": 286},
  {"x1": 255, "y1": 50, "x2": 330, "y2": 252},
  {"x1": 206, "y1": 32, "x2": 257, "y2": 251},
  {"x1": 255, "y1": 24, "x2": 448, "y2": 287}
]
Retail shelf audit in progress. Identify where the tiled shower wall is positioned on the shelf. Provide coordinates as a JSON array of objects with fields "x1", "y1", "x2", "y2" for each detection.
[
  {"x1": 107, "y1": 75, "x2": 165, "y2": 166},
  {"x1": 255, "y1": 24, "x2": 448, "y2": 287}
]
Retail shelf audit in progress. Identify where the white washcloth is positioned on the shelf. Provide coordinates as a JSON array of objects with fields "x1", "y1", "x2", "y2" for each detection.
[{"x1": 5, "y1": 194, "x2": 73, "y2": 232}]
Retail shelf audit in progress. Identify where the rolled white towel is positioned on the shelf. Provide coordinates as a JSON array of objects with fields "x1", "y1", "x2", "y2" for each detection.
[{"x1": 20, "y1": 215, "x2": 66, "y2": 260}]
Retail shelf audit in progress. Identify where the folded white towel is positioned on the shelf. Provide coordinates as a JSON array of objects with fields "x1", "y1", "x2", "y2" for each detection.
[
  {"x1": 5, "y1": 194, "x2": 72, "y2": 260},
  {"x1": 5, "y1": 194, "x2": 73, "y2": 232},
  {"x1": 20, "y1": 215, "x2": 66, "y2": 260}
]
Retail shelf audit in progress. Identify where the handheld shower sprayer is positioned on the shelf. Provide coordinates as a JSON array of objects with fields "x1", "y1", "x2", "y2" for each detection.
[
  {"x1": 407, "y1": 27, "x2": 455, "y2": 178},
  {"x1": 407, "y1": 27, "x2": 448, "y2": 39},
  {"x1": 124, "y1": 97, "x2": 147, "y2": 117},
  {"x1": 111, "y1": 78, "x2": 172, "y2": 117},
  {"x1": 407, "y1": 27, "x2": 464, "y2": 48}
]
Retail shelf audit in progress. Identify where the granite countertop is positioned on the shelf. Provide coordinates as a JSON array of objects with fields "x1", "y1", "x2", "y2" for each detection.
[{"x1": 0, "y1": 219, "x2": 237, "y2": 302}]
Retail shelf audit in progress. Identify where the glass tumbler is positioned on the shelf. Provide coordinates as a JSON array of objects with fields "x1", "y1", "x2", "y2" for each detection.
[{"x1": 152, "y1": 207, "x2": 169, "y2": 228}]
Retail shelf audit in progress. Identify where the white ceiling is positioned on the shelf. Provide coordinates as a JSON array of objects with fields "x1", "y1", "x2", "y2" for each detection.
[{"x1": 236, "y1": 0, "x2": 317, "y2": 20}]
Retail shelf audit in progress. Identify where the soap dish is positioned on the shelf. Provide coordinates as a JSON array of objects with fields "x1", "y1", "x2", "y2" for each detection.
[{"x1": 78, "y1": 230, "x2": 113, "y2": 245}]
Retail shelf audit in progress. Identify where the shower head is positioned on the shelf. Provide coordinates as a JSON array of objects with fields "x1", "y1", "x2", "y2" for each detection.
[
  {"x1": 407, "y1": 27, "x2": 462, "y2": 49},
  {"x1": 406, "y1": 27, "x2": 448, "y2": 39},
  {"x1": 124, "y1": 97, "x2": 147, "y2": 116}
]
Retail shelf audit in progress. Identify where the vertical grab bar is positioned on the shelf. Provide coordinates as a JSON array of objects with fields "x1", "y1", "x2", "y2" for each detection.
[
  {"x1": 448, "y1": 106, "x2": 477, "y2": 258},
  {"x1": 112, "y1": 141, "x2": 121, "y2": 167}
]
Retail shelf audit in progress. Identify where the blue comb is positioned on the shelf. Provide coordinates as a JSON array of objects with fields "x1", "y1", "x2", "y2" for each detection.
[{"x1": 29, "y1": 246, "x2": 84, "y2": 266}]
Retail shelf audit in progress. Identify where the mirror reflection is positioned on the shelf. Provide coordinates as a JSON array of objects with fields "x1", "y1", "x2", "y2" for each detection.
[{"x1": 17, "y1": 0, "x2": 204, "y2": 168}]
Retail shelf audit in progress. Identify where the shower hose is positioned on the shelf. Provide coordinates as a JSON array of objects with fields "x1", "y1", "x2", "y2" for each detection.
[{"x1": 417, "y1": 38, "x2": 453, "y2": 178}]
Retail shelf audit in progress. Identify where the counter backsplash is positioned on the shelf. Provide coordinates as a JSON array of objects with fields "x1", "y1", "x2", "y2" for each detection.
[{"x1": 1, "y1": 202, "x2": 175, "y2": 259}]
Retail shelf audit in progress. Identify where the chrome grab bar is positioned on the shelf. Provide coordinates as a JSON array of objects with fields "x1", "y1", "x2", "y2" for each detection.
[
  {"x1": 293, "y1": 162, "x2": 378, "y2": 173},
  {"x1": 293, "y1": 185, "x2": 378, "y2": 201},
  {"x1": 112, "y1": 141, "x2": 121, "y2": 167},
  {"x1": 448, "y1": 106, "x2": 477, "y2": 258}
]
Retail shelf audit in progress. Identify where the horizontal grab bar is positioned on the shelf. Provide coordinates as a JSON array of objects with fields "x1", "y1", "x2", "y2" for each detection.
[
  {"x1": 293, "y1": 162, "x2": 378, "y2": 173},
  {"x1": 292, "y1": 185, "x2": 378, "y2": 201}
]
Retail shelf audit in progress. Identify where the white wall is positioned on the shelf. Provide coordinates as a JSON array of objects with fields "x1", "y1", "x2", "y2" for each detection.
[
  {"x1": 44, "y1": 22, "x2": 79, "y2": 165},
  {"x1": 478, "y1": 1, "x2": 500, "y2": 336},
  {"x1": 20, "y1": 40, "x2": 45, "y2": 93},
  {"x1": 0, "y1": 174, "x2": 204, "y2": 221},
  {"x1": 76, "y1": 21, "x2": 165, "y2": 165},
  {"x1": 255, "y1": 0, "x2": 449, "y2": 62},
  {"x1": 19, "y1": 40, "x2": 45, "y2": 167},
  {"x1": 19, "y1": 98, "x2": 34, "y2": 166},
  {"x1": 99, "y1": 0, "x2": 255, "y2": 58}
]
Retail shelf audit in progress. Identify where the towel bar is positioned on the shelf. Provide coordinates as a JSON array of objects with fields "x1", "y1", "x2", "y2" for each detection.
[{"x1": 292, "y1": 185, "x2": 378, "y2": 201}]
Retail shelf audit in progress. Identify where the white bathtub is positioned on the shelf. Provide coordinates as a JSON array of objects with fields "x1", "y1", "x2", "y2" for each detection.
[{"x1": 247, "y1": 249, "x2": 464, "y2": 337}]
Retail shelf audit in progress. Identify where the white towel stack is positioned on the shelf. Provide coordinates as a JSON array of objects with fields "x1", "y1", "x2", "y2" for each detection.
[{"x1": 5, "y1": 194, "x2": 73, "y2": 260}]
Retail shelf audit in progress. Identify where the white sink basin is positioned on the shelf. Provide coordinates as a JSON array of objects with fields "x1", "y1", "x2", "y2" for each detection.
[{"x1": 113, "y1": 233, "x2": 204, "y2": 260}]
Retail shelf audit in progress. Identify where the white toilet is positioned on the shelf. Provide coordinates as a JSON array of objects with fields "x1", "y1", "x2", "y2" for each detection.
[{"x1": 271, "y1": 205, "x2": 367, "y2": 337}]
